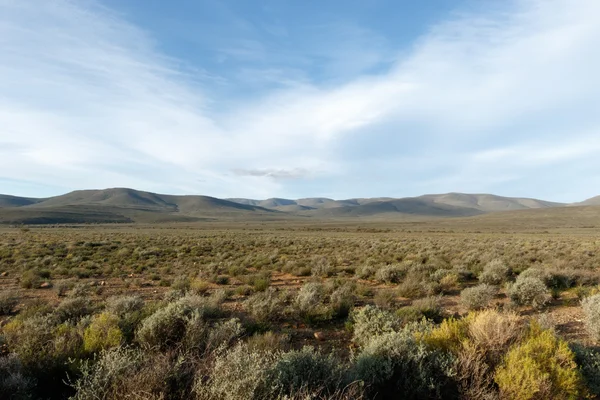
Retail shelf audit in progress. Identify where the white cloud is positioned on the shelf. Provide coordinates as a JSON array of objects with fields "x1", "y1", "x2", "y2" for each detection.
[{"x1": 0, "y1": 0, "x2": 599, "y2": 200}]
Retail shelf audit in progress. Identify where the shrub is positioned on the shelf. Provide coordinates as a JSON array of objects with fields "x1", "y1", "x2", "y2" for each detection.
[
  {"x1": 373, "y1": 289, "x2": 396, "y2": 310},
  {"x1": 136, "y1": 302, "x2": 188, "y2": 350},
  {"x1": 571, "y1": 343, "x2": 600, "y2": 396},
  {"x1": 355, "y1": 264, "x2": 376, "y2": 279},
  {"x1": 198, "y1": 343, "x2": 278, "y2": 400},
  {"x1": 245, "y1": 288, "x2": 284, "y2": 324},
  {"x1": 395, "y1": 306, "x2": 426, "y2": 326},
  {"x1": 205, "y1": 318, "x2": 244, "y2": 354},
  {"x1": 293, "y1": 282, "x2": 329, "y2": 323},
  {"x1": 0, "y1": 353, "x2": 35, "y2": 400},
  {"x1": 171, "y1": 276, "x2": 191, "y2": 292},
  {"x1": 311, "y1": 257, "x2": 334, "y2": 277},
  {"x1": 190, "y1": 278, "x2": 211, "y2": 295},
  {"x1": 374, "y1": 264, "x2": 405, "y2": 283},
  {"x1": 581, "y1": 294, "x2": 600, "y2": 341},
  {"x1": 353, "y1": 330, "x2": 457, "y2": 399},
  {"x1": 412, "y1": 296, "x2": 443, "y2": 323},
  {"x1": 54, "y1": 297, "x2": 94, "y2": 322},
  {"x1": 468, "y1": 310, "x2": 523, "y2": 365},
  {"x1": 454, "y1": 341, "x2": 497, "y2": 400},
  {"x1": 509, "y1": 276, "x2": 551, "y2": 308},
  {"x1": 396, "y1": 273, "x2": 427, "y2": 298},
  {"x1": 83, "y1": 312, "x2": 123, "y2": 353},
  {"x1": 70, "y1": 347, "x2": 145, "y2": 400},
  {"x1": 351, "y1": 306, "x2": 401, "y2": 347},
  {"x1": 247, "y1": 331, "x2": 290, "y2": 353},
  {"x1": 330, "y1": 284, "x2": 356, "y2": 318},
  {"x1": 20, "y1": 270, "x2": 43, "y2": 289},
  {"x1": 266, "y1": 346, "x2": 345, "y2": 397},
  {"x1": 479, "y1": 259, "x2": 509, "y2": 285},
  {"x1": 495, "y1": 322, "x2": 584, "y2": 400},
  {"x1": 460, "y1": 284, "x2": 497, "y2": 310},
  {"x1": 105, "y1": 295, "x2": 144, "y2": 317},
  {"x1": 0, "y1": 290, "x2": 18, "y2": 315},
  {"x1": 421, "y1": 317, "x2": 470, "y2": 354}
]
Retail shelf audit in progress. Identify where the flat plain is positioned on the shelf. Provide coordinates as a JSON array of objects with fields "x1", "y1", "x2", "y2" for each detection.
[{"x1": 2, "y1": 209, "x2": 600, "y2": 399}]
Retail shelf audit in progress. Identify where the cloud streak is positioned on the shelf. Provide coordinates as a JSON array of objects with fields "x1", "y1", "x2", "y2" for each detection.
[{"x1": 0, "y1": 0, "x2": 599, "y2": 201}]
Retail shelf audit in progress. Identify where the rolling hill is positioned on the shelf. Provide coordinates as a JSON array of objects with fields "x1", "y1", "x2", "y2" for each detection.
[{"x1": 0, "y1": 187, "x2": 586, "y2": 224}]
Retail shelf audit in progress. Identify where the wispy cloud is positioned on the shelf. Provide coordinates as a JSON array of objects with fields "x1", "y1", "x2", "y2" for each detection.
[{"x1": 0, "y1": 0, "x2": 599, "y2": 201}]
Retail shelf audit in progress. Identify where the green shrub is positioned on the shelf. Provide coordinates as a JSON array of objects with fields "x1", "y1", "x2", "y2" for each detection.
[
  {"x1": 0, "y1": 353, "x2": 35, "y2": 400},
  {"x1": 293, "y1": 282, "x2": 329, "y2": 323},
  {"x1": 330, "y1": 284, "x2": 356, "y2": 318},
  {"x1": 20, "y1": 270, "x2": 42, "y2": 289},
  {"x1": 373, "y1": 289, "x2": 396, "y2": 310},
  {"x1": 105, "y1": 295, "x2": 144, "y2": 317},
  {"x1": 198, "y1": 343, "x2": 278, "y2": 400},
  {"x1": 571, "y1": 343, "x2": 600, "y2": 396},
  {"x1": 351, "y1": 306, "x2": 401, "y2": 347},
  {"x1": 171, "y1": 276, "x2": 191, "y2": 292},
  {"x1": 374, "y1": 264, "x2": 405, "y2": 283},
  {"x1": 479, "y1": 259, "x2": 509, "y2": 285},
  {"x1": 0, "y1": 290, "x2": 18, "y2": 315},
  {"x1": 460, "y1": 284, "x2": 497, "y2": 310},
  {"x1": 190, "y1": 278, "x2": 210, "y2": 295},
  {"x1": 266, "y1": 346, "x2": 345, "y2": 397},
  {"x1": 69, "y1": 347, "x2": 145, "y2": 400},
  {"x1": 353, "y1": 330, "x2": 457, "y2": 399},
  {"x1": 495, "y1": 322, "x2": 584, "y2": 400},
  {"x1": 508, "y1": 276, "x2": 551, "y2": 308},
  {"x1": 83, "y1": 312, "x2": 123, "y2": 353},
  {"x1": 396, "y1": 273, "x2": 427, "y2": 299},
  {"x1": 245, "y1": 288, "x2": 284, "y2": 324},
  {"x1": 411, "y1": 296, "x2": 443, "y2": 323},
  {"x1": 581, "y1": 294, "x2": 600, "y2": 341},
  {"x1": 136, "y1": 302, "x2": 188, "y2": 350},
  {"x1": 54, "y1": 297, "x2": 94, "y2": 322}
]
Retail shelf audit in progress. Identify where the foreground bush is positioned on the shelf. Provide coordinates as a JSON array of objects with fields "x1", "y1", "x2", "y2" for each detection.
[
  {"x1": 495, "y1": 322, "x2": 583, "y2": 400},
  {"x1": 0, "y1": 353, "x2": 34, "y2": 400},
  {"x1": 267, "y1": 346, "x2": 345, "y2": 397},
  {"x1": 353, "y1": 329, "x2": 456, "y2": 399},
  {"x1": 83, "y1": 312, "x2": 123, "y2": 353},
  {"x1": 571, "y1": 343, "x2": 600, "y2": 397},
  {"x1": 581, "y1": 294, "x2": 600, "y2": 341},
  {"x1": 351, "y1": 306, "x2": 401, "y2": 347}
]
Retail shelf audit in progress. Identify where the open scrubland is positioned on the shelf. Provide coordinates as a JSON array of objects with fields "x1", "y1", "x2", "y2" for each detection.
[{"x1": 2, "y1": 217, "x2": 600, "y2": 399}]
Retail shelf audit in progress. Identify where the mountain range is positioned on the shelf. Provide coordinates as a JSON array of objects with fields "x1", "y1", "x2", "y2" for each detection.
[{"x1": 0, "y1": 187, "x2": 596, "y2": 224}]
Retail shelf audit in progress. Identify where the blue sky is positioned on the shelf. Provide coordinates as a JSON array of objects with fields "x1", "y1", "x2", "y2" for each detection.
[{"x1": 1, "y1": 0, "x2": 599, "y2": 202}]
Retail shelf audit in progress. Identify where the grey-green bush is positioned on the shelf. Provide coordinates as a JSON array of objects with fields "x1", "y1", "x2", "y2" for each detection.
[
  {"x1": 266, "y1": 346, "x2": 345, "y2": 397},
  {"x1": 197, "y1": 343, "x2": 277, "y2": 400},
  {"x1": 479, "y1": 259, "x2": 509, "y2": 285},
  {"x1": 582, "y1": 294, "x2": 600, "y2": 341},
  {"x1": 460, "y1": 284, "x2": 497, "y2": 310},
  {"x1": 508, "y1": 276, "x2": 550, "y2": 308},
  {"x1": 352, "y1": 330, "x2": 457, "y2": 399},
  {"x1": 374, "y1": 264, "x2": 406, "y2": 284},
  {"x1": 245, "y1": 288, "x2": 284, "y2": 323},
  {"x1": 351, "y1": 306, "x2": 401, "y2": 347}
]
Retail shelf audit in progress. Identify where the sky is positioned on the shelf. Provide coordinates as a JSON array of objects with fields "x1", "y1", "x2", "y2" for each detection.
[{"x1": 1, "y1": 0, "x2": 600, "y2": 202}]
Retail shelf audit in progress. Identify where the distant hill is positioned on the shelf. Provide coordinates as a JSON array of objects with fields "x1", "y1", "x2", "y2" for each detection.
[
  {"x1": 0, "y1": 188, "x2": 582, "y2": 224},
  {"x1": 576, "y1": 195, "x2": 600, "y2": 206},
  {"x1": 0, "y1": 194, "x2": 44, "y2": 208},
  {"x1": 418, "y1": 193, "x2": 564, "y2": 212}
]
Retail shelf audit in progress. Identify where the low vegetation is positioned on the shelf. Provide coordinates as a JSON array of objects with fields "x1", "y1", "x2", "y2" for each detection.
[{"x1": 1, "y1": 222, "x2": 600, "y2": 399}]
